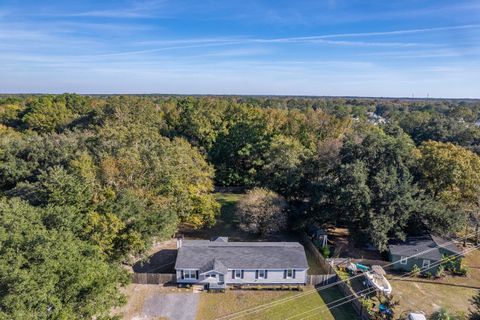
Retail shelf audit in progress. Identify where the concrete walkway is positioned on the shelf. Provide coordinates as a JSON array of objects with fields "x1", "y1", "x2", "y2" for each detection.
[{"x1": 142, "y1": 292, "x2": 199, "y2": 320}]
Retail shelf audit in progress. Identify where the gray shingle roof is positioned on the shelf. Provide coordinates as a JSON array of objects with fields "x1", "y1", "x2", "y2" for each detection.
[
  {"x1": 175, "y1": 240, "x2": 309, "y2": 270},
  {"x1": 388, "y1": 235, "x2": 463, "y2": 261}
]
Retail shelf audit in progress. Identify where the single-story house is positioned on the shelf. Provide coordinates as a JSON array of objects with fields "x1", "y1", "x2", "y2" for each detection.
[
  {"x1": 388, "y1": 234, "x2": 463, "y2": 274},
  {"x1": 174, "y1": 237, "x2": 309, "y2": 289}
]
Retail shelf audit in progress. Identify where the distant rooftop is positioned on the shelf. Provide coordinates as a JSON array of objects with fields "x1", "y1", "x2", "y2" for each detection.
[{"x1": 388, "y1": 234, "x2": 463, "y2": 261}]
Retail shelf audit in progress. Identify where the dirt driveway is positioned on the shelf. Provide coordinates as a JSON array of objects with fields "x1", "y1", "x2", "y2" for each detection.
[{"x1": 113, "y1": 284, "x2": 199, "y2": 320}]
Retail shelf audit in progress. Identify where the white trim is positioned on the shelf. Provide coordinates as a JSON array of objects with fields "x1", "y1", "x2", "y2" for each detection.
[
  {"x1": 184, "y1": 269, "x2": 197, "y2": 279},
  {"x1": 199, "y1": 270, "x2": 224, "y2": 275},
  {"x1": 400, "y1": 256, "x2": 408, "y2": 265},
  {"x1": 234, "y1": 269, "x2": 242, "y2": 279},
  {"x1": 257, "y1": 270, "x2": 266, "y2": 279},
  {"x1": 226, "y1": 268, "x2": 308, "y2": 271},
  {"x1": 286, "y1": 269, "x2": 294, "y2": 279},
  {"x1": 422, "y1": 259, "x2": 430, "y2": 269}
]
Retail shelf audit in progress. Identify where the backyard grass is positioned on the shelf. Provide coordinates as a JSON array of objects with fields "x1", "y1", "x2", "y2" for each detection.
[
  {"x1": 183, "y1": 193, "x2": 260, "y2": 241},
  {"x1": 196, "y1": 285, "x2": 357, "y2": 320},
  {"x1": 390, "y1": 279, "x2": 476, "y2": 317},
  {"x1": 305, "y1": 247, "x2": 328, "y2": 275}
]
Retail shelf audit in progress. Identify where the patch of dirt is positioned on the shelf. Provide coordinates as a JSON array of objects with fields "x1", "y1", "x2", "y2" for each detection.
[{"x1": 329, "y1": 228, "x2": 384, "y2": 260}]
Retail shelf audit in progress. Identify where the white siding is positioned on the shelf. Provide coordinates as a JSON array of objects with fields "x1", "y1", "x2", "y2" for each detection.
[
  {"x1": 176, "y1": 269, "x2": 201, "y2": 284},
  {"x1": 226, "y1": 269, "x2": 307, "y2": 285}
]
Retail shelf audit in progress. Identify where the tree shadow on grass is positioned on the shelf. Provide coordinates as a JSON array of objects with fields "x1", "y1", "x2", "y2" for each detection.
[{"x1": 317, "y1": 285, "x2": 358, "y2": 320}]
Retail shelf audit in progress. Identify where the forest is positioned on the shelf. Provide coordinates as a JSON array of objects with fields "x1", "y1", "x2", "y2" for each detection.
[{"x1": 1, "y1": 94, "x2": 480, "y2": 319}]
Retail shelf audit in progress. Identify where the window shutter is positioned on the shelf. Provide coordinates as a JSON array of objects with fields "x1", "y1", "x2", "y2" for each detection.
[
  {"x1": 255, "y1": 270, "x2": 258, "y2": 279},
  {"x1": 196, "y1": 271, "x2": 199, "y2": 279},
  {"x1": 293, "y1": 270, "x2": 296, "y2": 279},
  {"x1": 283, "y1": 270, "x2": 286, "y2": 279},
  {"x1": 232, "y1": 270, "x2": 235, "y2": 279},
  {"x1": 265, "y1": 270, "x2": 268, "y2": 279},
  {"x1": 181, "y1": 270, "x2": 184, "y2": 279},
  {"x1": 241, "y1": 270, "x2": 244, "y2": 279}
]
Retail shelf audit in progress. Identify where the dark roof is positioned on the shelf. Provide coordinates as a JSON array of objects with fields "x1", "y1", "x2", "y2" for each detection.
[
  {"x1": 199, "y1": 258, "x2": 228, "y2": 274},
  {"x1": 388, "y1": 235, "x2": 463, "y2": 261},
  {"x1": 175, "y1": 240, "x2": 309, "y2": 270}
]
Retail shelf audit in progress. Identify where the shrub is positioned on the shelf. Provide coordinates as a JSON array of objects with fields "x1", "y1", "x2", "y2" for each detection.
[
  {"x1": 454, "y1": 267, "x2": 468, "y2": 276},
  {"x1": 430, "y1": 307, "x2": 458, "y2": 320},
  {"x1": 235, "y1": 188, "x2": 288, "y2": 236},
  {"x1": 411, "y1": 264, "x2": 421, "y2": 277},
  {"x1": 436, "y1": 265, "x2": 446, "y2": 278},
  {"x1": 320, "y1": 245, "x2": 331, "y2": 258}
]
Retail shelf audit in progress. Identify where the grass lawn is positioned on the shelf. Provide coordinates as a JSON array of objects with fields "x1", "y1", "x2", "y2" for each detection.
[
  {"x1": 305, "y1": 247, "x2": 329, "y2": 275},
  {"x1": 390, "y1": 279, "x2": 476, "y2": 317},
  {"x1": 196, "y1": 285, "x2": 357, "y2": 320},
  {"x1": 183, "y1": 193, "x2": 260, "y2": 241}
]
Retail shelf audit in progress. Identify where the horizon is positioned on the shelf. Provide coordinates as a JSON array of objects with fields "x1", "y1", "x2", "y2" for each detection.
[
  {"x1": 1, "y1": 93, "x2": 480, "y2": 101},
  {"x1": 1, "y1": 0, "x2": 480, "y2": 98}
]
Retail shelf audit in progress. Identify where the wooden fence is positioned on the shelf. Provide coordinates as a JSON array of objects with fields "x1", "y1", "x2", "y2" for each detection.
[
  {"x1": 306, "y1": 274, "x2": 337, "y2": 286},
  {"x1": 132, "y1": 273, "x2": 176, "y2": 285},
  {"x1": 301, "y1": 233, "x2": 371, "y2": 320}
]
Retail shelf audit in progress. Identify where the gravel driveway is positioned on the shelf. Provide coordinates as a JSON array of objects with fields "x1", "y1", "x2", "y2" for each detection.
[{"x1": 142, "y1": 292, "x2": 199, "y2": 320}]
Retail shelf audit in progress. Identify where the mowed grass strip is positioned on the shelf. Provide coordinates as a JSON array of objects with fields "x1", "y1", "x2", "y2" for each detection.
[{"x1": 196, "y1": 285, "x2": 357, "y2": 320}]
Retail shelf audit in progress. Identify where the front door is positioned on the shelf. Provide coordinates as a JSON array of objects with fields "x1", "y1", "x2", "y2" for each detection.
[{"x1": 219, "y1": 274, "x2": 224, "y2": 282}]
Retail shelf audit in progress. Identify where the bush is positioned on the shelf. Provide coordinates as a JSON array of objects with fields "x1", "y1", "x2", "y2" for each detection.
[
  {"x1": 454, "y1": 267, "x2": 468, "y2": 276},
  {"x1": 320, "y1": 245, "x2": 331, "y2": 258},
  {"x1": 429, "y1": 307, "x2": 459, "y2": 320},
  {"x1": 436, "y1": 265, "x2": 446, "y2": 278},
  {"x1": 411, "y1": 264, "x2": 421, "y2": 277},
  {"x1": 235, "y1": 188, "x2": 288, "y2": 236}
]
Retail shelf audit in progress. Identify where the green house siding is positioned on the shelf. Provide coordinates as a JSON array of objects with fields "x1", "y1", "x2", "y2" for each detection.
[{"x1": 390, "y1": 253, "x2": 441, "y2": 274}]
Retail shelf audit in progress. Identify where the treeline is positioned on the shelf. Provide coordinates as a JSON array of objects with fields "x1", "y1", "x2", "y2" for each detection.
[{"x1": 0, "y1": 94, "x2": 479, "y2": 318}]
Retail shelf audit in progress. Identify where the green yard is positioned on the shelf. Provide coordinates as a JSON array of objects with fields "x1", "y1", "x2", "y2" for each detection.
[
  {"x1": 196, "y1": 285, "x2": 357, "y2": 320},
  {"x1": 182, "y1": 193, "x2": 259, "y2": 241}
]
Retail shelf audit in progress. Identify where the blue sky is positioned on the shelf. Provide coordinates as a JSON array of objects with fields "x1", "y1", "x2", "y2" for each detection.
[{"x1": 1, "y1": 0, "x2": 479, "y2": 97}]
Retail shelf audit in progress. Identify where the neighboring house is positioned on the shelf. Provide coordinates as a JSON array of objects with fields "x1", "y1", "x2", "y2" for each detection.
[
  {"x1": 388, "y1": 235, "x2": 463, "y2": 274},
  {"x1": 174, "y1": 237, "x2": 309, "y2": 289}
]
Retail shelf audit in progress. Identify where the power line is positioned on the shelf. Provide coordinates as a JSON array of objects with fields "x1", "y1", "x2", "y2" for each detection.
[
  {"x1": 297, "y1": 244, "x2": 478, "y2": 320},
  {"x1": 215, "y1": 234, "x2": 471, "y2": 320}
]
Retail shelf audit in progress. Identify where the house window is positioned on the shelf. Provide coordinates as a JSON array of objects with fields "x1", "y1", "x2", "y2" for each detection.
[
  {"x1": 184, "y1": 270, "x2": 197, "y2": 279},
  {"x1": 400, "y1": 256, "x2": 408, "y2": 265},
  {"x1": 234, "y1": 270, "x2": 242, "y2": 279},
  {"x1": 205, "y1": 274, "x2": 216, "y2": 278},
  {"x1": 286, "y1": 269, "x2": 294, "y2": 279},
  {"x1": 258, "y1": 270, "x2": 266, "y2": 279},
  {"x1": 422, "y1": 259, "x2": 430, "y2": 269}
]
